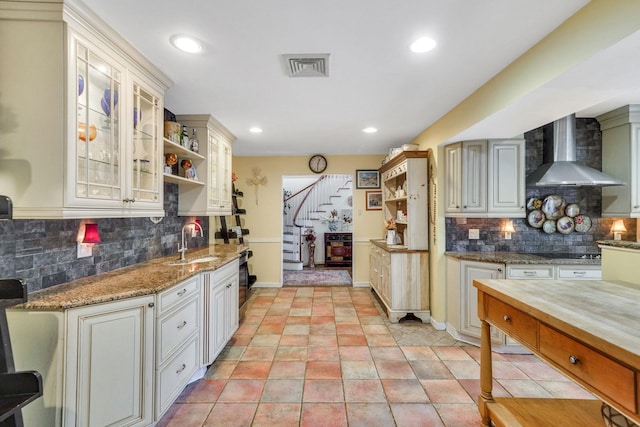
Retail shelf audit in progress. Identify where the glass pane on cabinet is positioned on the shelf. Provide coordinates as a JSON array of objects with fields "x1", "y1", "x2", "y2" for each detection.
[
  {"x1": 131, "y1": 83, "x2": 159, "y2": 202},
  {"x1": 75, "y1": 40, "x2": 122, "y2": 201},
  {"x1": 208, "y1": 135, "x2": 220, "y2": 207}
]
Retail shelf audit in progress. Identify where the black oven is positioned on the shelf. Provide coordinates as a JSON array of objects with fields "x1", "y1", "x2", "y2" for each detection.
[{"x1": 238, "y1": 250, "x2": 249, "y2": 315}]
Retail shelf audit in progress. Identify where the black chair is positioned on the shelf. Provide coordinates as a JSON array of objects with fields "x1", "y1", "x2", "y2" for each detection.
[{"x1": 0, "y1": 279, "x2": 43, "y2": 427}]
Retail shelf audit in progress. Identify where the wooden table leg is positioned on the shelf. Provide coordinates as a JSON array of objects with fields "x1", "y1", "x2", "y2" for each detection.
[{"x1": 479, "y1": 318, "x2": 494, "y2": 427}]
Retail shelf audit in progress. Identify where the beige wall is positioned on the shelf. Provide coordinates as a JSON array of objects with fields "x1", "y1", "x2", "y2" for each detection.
[{"x1": 225, "y1": 155, "x2": 385, "y2": 287}]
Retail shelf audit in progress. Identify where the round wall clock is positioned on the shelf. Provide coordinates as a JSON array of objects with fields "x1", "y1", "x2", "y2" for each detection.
[{"x1": 308, "y1": 154, "x2": 327, "y2": 173}]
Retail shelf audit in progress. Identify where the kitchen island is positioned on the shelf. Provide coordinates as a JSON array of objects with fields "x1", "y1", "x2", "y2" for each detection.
[
  {"x1": 474, "y1": 277, "x2": 640, "y2": 427},
  {"x1": 6, "y1": 244, "x2": 248, "y2": 427}
]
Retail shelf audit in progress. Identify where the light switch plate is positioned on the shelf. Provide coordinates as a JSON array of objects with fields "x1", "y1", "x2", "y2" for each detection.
[{"x1": 469, "y1": 229, "x2": 479, "y2": 239}]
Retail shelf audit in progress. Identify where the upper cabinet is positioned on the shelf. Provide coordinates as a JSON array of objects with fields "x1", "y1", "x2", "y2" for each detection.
[
  {"x1": 598, "y1": 105, "x2": 640, "y2": 217},
  {"x1": 380, "y1": 151, "x2": 429, "y2": 250},
  {"x1": 444, "y1": 139, "x2": 525, "y2": 218},
  {"x1": 174, "y1": 114, "x2": 236, "y2": 216},
  {"x1": 0, "y1": 1, "x2": 172, "y2": 219}
]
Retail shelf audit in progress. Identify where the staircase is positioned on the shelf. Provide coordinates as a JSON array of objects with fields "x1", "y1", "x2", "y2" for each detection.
[{"x1": 283, "y1": 174, "x2": 352, "y2": 270}]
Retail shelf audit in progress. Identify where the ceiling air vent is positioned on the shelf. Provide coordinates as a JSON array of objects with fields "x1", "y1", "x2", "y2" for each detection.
[{"x1": 283, "y1": 54, "x2": 330, "y2": 77}]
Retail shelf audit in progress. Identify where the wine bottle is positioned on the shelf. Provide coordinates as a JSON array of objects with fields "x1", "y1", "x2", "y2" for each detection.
[
  {"x1": 190, "y1": 128, "x2": 199, "y2": 153},
  {"x1": 181, "y1": 125, "x2": 189, "y2": 148}
]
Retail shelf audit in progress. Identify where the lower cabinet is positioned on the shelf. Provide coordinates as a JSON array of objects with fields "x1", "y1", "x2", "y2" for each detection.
[
  {"x1": 155, "y1": 276, "x2": 201, "y2": 419},
  {"x1": 369, "y1": 242, "x2": 430, "y2": 323},
  {"x1": 7, "y1": 260, "x2": 241, "y2": 426},
  {"x1": 202, "y1": 259, "x2": 239, "y2": 366},
  {"x1": 446, "y1": 257, "x2": 602, "y2": 351},
  {"x1": 7, "y1": 295, "x2": 155, "y2": 427}
]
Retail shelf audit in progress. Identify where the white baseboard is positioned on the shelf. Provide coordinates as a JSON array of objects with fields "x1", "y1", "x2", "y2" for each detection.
[
  {"x1": 353, "y1": 281, "x2": 370, "y2": 288},
  {"x1": 252, "y1": 282, "x2": 282, "y2": 288},
  {"x1": 430, "y1": 317, "x2": 447, "y2": 331}
]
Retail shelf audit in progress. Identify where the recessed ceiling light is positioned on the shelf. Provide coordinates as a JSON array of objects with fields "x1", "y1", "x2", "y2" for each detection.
[
  {"x1": 170, "y1": 35, "x2": 203, "y2": 54},
  {"x1": 249, "y1": 127, "x2": 263, "y2": 133},
  {"x1": 362, "y1": 127, "x2": 378, "y2": 134},
  {"x1": 410, "y1": 37, "x2": 436, "y2": 53}
]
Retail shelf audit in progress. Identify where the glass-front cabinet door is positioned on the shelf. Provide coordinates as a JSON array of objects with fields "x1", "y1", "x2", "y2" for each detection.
[
  {"x1": 130, "y1": 82, "x2": 161, "y2": 205},
  {"x1": 74, "y1": 38, "x2": 123, "y2": 206},
  {"x1": 208, "y1": 133, "x2": 221, "y2": 211}
]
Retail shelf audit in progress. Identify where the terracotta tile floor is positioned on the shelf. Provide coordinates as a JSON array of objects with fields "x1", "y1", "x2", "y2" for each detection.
[{"x1": 158, "y1": 287, "x2": 595, "y2": 426}]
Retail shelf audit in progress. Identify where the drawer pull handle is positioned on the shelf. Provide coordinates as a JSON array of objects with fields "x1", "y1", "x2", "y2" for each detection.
[
  {"x1": 572, "y1": 271, "x2": 586, "y2": 276},
  {"x1": 503, "y1": 315, "x2": 510, "y2": 322},
  {"x1": 569, "y1": 355, "x2": 579, "y2": 365},
  {"x1": 523, "y1": 271, "x2": 537, "y2": 276},
  {"x1": 148, "y1": 302, "x2": 155, "y2": 308},
  {"x1": 177, "y1": 320, "x2": 187, "y2": 330},
  {"x1": 177, "y1": 289, "x2": 187, "y2": 297},
  {"x1": 176, "y1": 363, "x2": 187, "y2": 374},
  {"x1": 497, "y1": 268, "x2": 502, "y2": 273}
]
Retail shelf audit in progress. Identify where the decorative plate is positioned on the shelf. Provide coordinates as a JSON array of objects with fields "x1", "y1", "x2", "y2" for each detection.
[
  {"x1": 527, "y1": 209, "x2": 545, "y2": 228},
  {"x1": 543, "y1": 219, "x2": 557, "y2": 234},
  {"x1": 542, "y1": 195, "x2": 566, "y2": 220},
  {"x1": 78, "y1": 74, "x2": 84, "y2": 96},
  {"x1": 557, "y1": 216, "x2": 575, "y2": 234},
  {"x1": 574, "y1": 214, "x2": 592, "y2": 233},
  {"x1": 526, "y1": 198, "x2": 542, "y2": 210},
  {"x1": 565, "y1": 203, "x2": 580, "y2": 218}
]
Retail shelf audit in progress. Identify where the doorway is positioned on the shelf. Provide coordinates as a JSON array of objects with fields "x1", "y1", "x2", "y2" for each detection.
[{"x1": 282, "y1": 174, "x2": 353, "y2": 284}]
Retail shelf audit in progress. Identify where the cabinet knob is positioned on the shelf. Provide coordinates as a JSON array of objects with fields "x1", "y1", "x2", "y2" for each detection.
[
  {"x1": 463, "y1": 205, "x2": 467, "y2": 209},
  {"x1": 148, "y1": 302, "x2": 155, "y2": 308},
  {"x1": 177, "y1": 320, "x2": 187, "y2": 330},
  {"x1": 176, "y1": 363, "x2": 187, "y2": 374},
  {"x1": 177, "y1": 289, "x2": 187, "y2": 297},
  {"x1": 503, "y1": 315, "x2": 510, "y2": 322},
  {"x1": 568, "y1": 355, "x2": 579, "y2": 365},
  {"x1": 497, "y1": 268, "x2": 502, "y2": 272}
]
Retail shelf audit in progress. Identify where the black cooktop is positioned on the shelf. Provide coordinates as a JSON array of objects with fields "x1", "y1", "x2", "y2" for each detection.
[{"x1": 532, "y1": 253, "x2": 601, "y2": 259}]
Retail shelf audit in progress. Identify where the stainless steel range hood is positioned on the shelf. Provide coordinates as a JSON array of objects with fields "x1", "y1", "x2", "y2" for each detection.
[{"x1": 526, "y1": 114, "x2": 624, "y2": 186}]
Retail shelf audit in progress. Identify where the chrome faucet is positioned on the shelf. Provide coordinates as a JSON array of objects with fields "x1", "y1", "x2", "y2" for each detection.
[{"x1": 178, "y1": 222, "x2": 204, "y2": 261}]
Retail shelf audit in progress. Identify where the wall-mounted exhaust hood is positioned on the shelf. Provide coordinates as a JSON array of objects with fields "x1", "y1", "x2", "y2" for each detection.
[{"x1": 526, "y1": 114, "x2": 624, "y2": 187}]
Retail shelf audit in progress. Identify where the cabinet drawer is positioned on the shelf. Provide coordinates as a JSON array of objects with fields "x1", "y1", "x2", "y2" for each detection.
[
  {"x1": 158, "y1": 276, "x2": 199, "y2": 314},
  {"x1": 156, "y1": 336, "x2": 199, "y2": 417},
  {"x1": 157, "y1": 297, "x2": 199, "y2": 363},
  {"x1": 506, "y1": 265, "x2": 554, "y2": 279},
  {"x1": 539, "y1": 324, "x2": 635, "y2": 412},
  {"x1": 485, "y1": 295, "x2": 537, "y2": 347},
  {"x1": 556, "y1": 266, "x2": 601, "y2": 280}
]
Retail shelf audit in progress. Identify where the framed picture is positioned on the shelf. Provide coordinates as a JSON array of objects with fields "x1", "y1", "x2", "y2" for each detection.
[
  {"x1": 356, "y1": 169, "x2": 380, "y2": 189},
  {"x1": 366, "y1": 190, "x2": 383, "y2": 210}
]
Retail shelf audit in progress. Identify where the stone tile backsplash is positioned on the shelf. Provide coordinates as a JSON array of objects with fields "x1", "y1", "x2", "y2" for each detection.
[
  {"x1": 446, "y1": 118, "x2": 637, "y2": 254},
  {"x1": 0, "y1": 183, "x2": 209, "y2": 292}
]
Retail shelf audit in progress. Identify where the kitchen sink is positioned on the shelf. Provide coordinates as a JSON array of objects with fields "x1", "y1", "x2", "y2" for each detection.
[{"x1": 165, "y1": 256, "x2": 218, "y2": 266}]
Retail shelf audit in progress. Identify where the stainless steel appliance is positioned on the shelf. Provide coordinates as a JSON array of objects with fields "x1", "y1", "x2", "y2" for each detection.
[{"x1": 238, "y1": 250, "x2": 249, "y2": 318}]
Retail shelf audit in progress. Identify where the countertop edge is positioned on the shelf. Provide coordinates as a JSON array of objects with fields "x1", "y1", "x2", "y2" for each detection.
[
  {"x1": 10, "y1": 244, "x2": 249, "y2": 311},
  {"x1": 445, "y1": 251, "x2": 601, "y2": 265}
]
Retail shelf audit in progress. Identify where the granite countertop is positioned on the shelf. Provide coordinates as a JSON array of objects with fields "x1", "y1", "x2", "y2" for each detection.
[
  {"x1": 370, "y1": 239, "x2": 429, "y2": 252},
  {"x1": 445, "y1": 251, "x2": 601, "y2": 265},
  {"x1": 598, "y1": 240, "x2": 640, "y2": 251},
  {"x1": 11, "y1": 244, "x2": 249, "y2": 311}
]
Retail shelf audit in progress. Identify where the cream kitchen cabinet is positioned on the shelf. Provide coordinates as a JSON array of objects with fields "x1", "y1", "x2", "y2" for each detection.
[
  {"x1": 175, "y1": 115, "x2": 236, "y2": 216},
  {"x1": 0, "y1": 1, "x2": 171, "y2": 219},
  {"x1": 155, "y1": 276, "x2": 201, "y2": 420},
  {"x1": 598, "y1": 105, "x2": 640, "y2": 217},
  {"x1": 202, "y1": 259, "x2": 239, "y2": 365},
  {"x1": 369, "y1": 242, "x2": 430, "y2": 323},
  {"x1": 446, "y1": 258, "x2": 506, "y2": 345},
  {"x1": 447, "y1": 256, "x2": 602, "y2": 350},
  {"x1": 444, "y1": 139, "x2": 525, "y2": 218},
  {"x1": 7, "y1": 295, "x2": 155, "y2": 427},
  {"x1": 380, "y1": 151, "x2": 429, "y2": 250}
]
